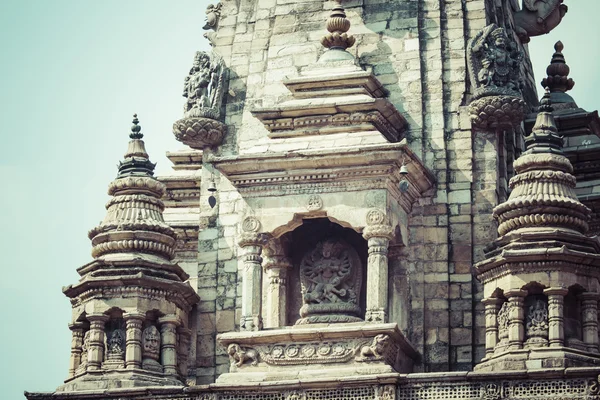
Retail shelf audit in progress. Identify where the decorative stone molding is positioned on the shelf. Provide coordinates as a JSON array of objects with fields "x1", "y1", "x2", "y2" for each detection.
[
  {"x1": 210, "y1": 143, "x2": 435, "y2": 216},
  {"x1": 217, "y1": 323, "x2": 418, "y2": 381},
  {"x1": 514, "y1": 0, "x2": 568, "y2": 44},
  {"x1": 173, "y1": 51, "x2": 227, "y2": 148},
  {"x1": 467, "y1": 24, "x2": 526, "y2": 130}
]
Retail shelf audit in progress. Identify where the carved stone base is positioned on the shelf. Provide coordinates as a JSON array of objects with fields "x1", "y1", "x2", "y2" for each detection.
[
  {"x1": 56, "y1": 368, "x2": 183, "y2": 392},
  {"x1": 142, "y1": 358, "x2": 163, "y2": 373},
  {"x1": 469, "y1": 95, "x2": 527, "y2": 130},
  {"x1": 296, "y1": 314, "x2": 363, "y2": 325},
  {"x1": 476, "y1": 346, "x2": 600, "y2": 371},
  {"x1": 216, "y1": 323, "x2": 417, "y2": 383},
  {"x1": 172, "y1": 117, "x2": 226, "y2": 148}
]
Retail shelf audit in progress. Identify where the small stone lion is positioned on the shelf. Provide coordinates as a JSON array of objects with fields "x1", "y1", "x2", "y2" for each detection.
[
  {"x1": 357, "y1": 334, "x2": 390, "y2": 360},
  {"x1": 227, "y1": 343, "x2": 259, "y2": 367}
]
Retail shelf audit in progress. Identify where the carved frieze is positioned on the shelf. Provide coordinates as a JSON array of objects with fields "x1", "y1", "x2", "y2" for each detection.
[{"x1": 297, "y1": 239, "x2": 362, "y2": 324}]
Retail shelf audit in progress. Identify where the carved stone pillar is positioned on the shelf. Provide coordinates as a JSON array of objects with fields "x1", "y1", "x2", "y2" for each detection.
[
  {"x1": 363, "y1": 211, "x2": 394, "y2": 323},
  {"x1": 263, "y1": 238, "x2": 291, "y2": 328},
  {"x1": 124, "y1": 313, "x2": 144, "y2": 370},
  {"x1": 544, "y1": 287, "x2": 568, "y2": 347},
  {"x1": 505, "y1": 290, "x2": 527, "y2": 350},
  {"x1": 68, "y1": 323, "x2": 86, "y2": 377},
  {"x1": 239, "y1": 217, "x2": 265, "y2": 331},
  {"x1": 482, "y1": 298, "x2": 503, "y2": 357},
  {"x1": 86, "y1": 314, "x2": 108, "y2": 371},
  {"x1": 580, "y1": 292, "x2": 600, "y2": 353},
  {"x1": 158, "y1": 316, "x2": 180, "y2": 376}
]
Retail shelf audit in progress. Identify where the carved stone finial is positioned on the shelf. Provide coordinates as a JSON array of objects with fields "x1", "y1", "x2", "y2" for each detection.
[
  {"x1": 467, "y1": 24, "x2": 526, "y2": 129},
  {"x1": 515, "y1": 0, "x2": 568, "y2": 44},
  {"x1": 541, "y1": 41, "x2": 575, "y2": 94},
  {"x1": 130, "y1": 113, "x2": 143, "y2": 139},
  {"x1": 172, "y1": 51, "x2": 228, "y2": 148},
  {"x1": 321, "y1": 6, "x2": 355, "y2": 51}
]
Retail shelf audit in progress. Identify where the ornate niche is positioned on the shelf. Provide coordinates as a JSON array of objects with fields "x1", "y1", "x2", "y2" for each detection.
[
  {"x1": 524, "y1": 294, "x2": 549, "y2": 349},
  {"x1": 297, "y1": 239, "x2": 362, "y2": 325},
  {"x1": 172, "y1": 51, "x2": 228, "y2": 148},
  {"x1": 284, "y1": 218, "x2": 367, "y2": 326},
  {"x1": 467, "y1": 24, "x2": 526, "y2": 130},
  {"x1": 104, "y1": 318, "x2": 126, "y2": 369}
]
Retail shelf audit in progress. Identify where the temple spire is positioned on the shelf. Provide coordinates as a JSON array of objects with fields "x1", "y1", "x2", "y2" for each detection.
[
  {"x1": 118, "y1": 114, "x2": 155, "y2": 178},
  {"x1": 523, "y1": 88, "x2": 563, "y2": 155}
]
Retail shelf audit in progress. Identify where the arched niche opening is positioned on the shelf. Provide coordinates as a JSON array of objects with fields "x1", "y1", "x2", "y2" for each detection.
[
  {"x1": 279, "y1": 217, "x2": 368, "y2": 326},
  {"x1": 565, "y1": 284, "x2": 586, "y2": 350}
]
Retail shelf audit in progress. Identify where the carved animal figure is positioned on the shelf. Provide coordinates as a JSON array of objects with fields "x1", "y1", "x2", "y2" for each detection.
[
  {"x1": 514, "y1": 0, "x2": 568, "y2": 43},
  {"x1": 227, "y1": 343, "x2": 259, "y2": 367},
  {"x1": 357, "y1": 334, "x2": 390, "y2": 359}
]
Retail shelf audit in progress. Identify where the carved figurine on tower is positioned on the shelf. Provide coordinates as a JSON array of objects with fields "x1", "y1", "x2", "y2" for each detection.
[
  {"x1": 467, "y1": 24, "x2": 527, "y2": 130},
  {"x1": 173, "y1": 50, "x2": 228, "y2": 148}
]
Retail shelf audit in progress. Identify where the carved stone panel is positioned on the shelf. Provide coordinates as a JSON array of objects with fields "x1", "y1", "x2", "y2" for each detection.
[
  {"x1": 524, "y1": 296, "x2": 549, "y2": 348},
  {"x1": 297, "y1": 239, "x2": 362, "y2": 324}
]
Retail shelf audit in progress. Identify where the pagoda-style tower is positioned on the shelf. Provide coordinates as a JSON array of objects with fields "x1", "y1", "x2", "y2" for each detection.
[
  {"x1": 59, "y1": 116, "x2": 200, "y2": 391},
  {"x1": 475, "y1": 91, "x2": 600, "y2": 371}
]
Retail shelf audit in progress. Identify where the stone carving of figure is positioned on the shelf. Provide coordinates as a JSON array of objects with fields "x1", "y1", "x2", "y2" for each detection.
[
  {"x1": 495, "y1": 301, "x2": 510, "y2": 352},
  {"x1": 106, "y1": 329, "x2": 125, "y2": 360},
  {"x1": 142, "y1": 325, "x2": 162, "y2": 372},
  {"x1": 297, "y1": 239, "x2": 362, "y2": 324},
  {"x1": 182, "y1": 51, "x2": 226, "y2": 120},
  {"x1": 525, "y1": 297, "x2": 549, "y2": 347},
  {"x1": 514, "y1": 0, "x2": 568, "y2": 43},
  {"x1": 76, "y1": 330, "x2": 91, "y2": 374},
  {"x1": 467, "y1": 24, "x2": 527, "y2": 129},
  {"x1": 202, "y1": 3, "x2": 222, "y2": 46},
  {"x1": 472, "y1": 25, "x2": 522, "y2": 93}
]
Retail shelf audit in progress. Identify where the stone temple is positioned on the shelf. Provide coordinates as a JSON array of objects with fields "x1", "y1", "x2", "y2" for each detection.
[{"x1": 25, "y1": 1, "x2": 600, "y2": 400}]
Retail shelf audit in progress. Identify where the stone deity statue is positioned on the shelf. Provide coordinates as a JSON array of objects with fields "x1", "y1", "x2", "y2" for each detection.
[
  {"x1": 106, "y1": 329, "x2": 125, "y2": 360},
  {"x1": 297, "y1": 239, "x2": 362, "y2": 324},
  {"x1": 182, "y1": 51, "x2": 225, "y2": 120},
  {"x1": 142, "y1": 325, "x2": 162, "y2": 372},
  {"x1": 471, "y1": 25, "x2": 522, "y2": 95}
]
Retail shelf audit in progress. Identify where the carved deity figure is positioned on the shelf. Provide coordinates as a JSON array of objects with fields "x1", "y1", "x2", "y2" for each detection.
[
  {"x1": 468, "y1": 24, "x2": 523, "y2": 99},
  {"x1": 297, "y1": 239, "x2": 362, "y2": 324},
  {"x1": 495, "y1": 301, "x2": 511, "y2": 352},
  {"x1": 514, "y1": 0, "x2": 568, "y2": 43},
  {"x1": 106, "y1": 329, "x2": 125, "y2": 360},
  {"x1": 525, "y1": 297, "x2": 549, "y2": 347},
  {"x1": 142, "y1": 325, "x2": 162, "y2": 371},
  {"x1": 182, "y1": 51, "x2": 226, "y2": 120},
  {"x1": 76, "y1": 330, "x2": 91, "y2": 374}
]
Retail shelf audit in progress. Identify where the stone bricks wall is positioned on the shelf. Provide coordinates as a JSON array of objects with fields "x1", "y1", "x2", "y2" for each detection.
[{"x1": 185, "y1": 0, "x2": 538, "y2": 381}]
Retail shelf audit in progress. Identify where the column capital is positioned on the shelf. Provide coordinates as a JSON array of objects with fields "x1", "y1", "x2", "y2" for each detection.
[
  {"x1": 86, "y1": 314, "x2": 109, "y2": 323},
  {"x1": 363, "y1": 224, "x2": 394, "y2": 240},
  {"x1": 482, "y1": 297, "x2": 504, "y2": 307},
  {"x1": 238, "y1": 232, "x2": 268, "y2": 248},
  {"x1": 68, "y1": 321, "x2": 87, "y2": 331},
  {"x1": 544, "y1": 287, "x2": 569, "y2": 296},
  {"x1": 505, "y1": 289, "x2": 527, "y2": 299},
  {"x1": 158, "y1": 315, "x2": 181, "y2": 326},
  {"x1": 264, "y1": 255, "x2": 292, "y2": 271},
  {"x1": 123, "y1": 312, "x2": 145, "y2": 321},
  {"x1": 579, "y1": 292, "x2": 600, "y2": 302}
]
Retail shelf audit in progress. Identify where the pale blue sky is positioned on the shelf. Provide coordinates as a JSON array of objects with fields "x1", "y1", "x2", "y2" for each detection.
[{"x1": 0, "y1": 1, "x2": 598, "y2": 399}]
